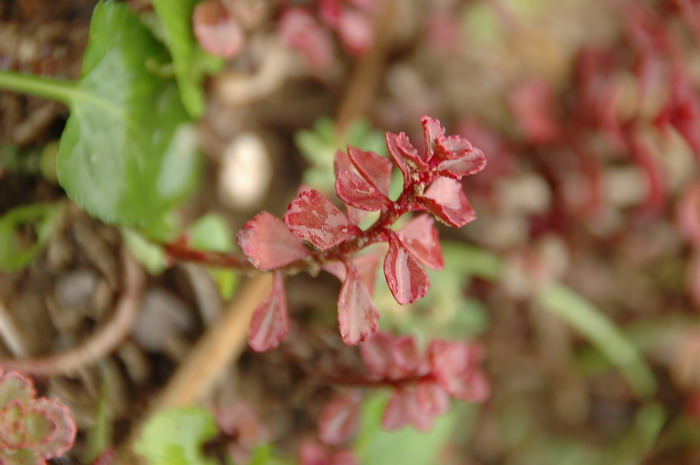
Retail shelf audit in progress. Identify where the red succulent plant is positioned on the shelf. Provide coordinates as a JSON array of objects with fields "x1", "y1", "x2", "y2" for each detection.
[{"x1": 237, "y1": 116, "x2": 486, "y2": 351}]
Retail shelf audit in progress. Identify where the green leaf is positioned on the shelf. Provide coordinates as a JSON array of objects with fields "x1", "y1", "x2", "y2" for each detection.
[
  {"x1": 0, "y1": 203, "x2": 62, "y2": 271},
  {"x1": 134, "y1": 406, "x2": 218, "y2": 465},
  {"x1": 188, "y1": 213, "x2": 238, "y2": 298},
  {"x1": 122, "y1": 229, "x2": 167, "y2": 274},
  {"x1": 355, "y1": 393, "x2": 459, "y2": 465},
  {"x1": 57, "y1": 1, "x2": 200, "y2": 226},
  {"x1": 536, "y1": 284, "x2": 657, "y2": 399},
  {"x1": 188, "y1": 213, "x2": 234, "y2": 253},
  {"x1": 151, "y1": 0, "x2": 223, "y2": 117}
]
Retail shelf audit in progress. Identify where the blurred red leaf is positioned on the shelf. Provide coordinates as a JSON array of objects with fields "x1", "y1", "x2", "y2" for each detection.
[
  {"x1": 428, "y1": 341, "x2": 489, "y2": 402},
  {"x1": 335, "y1": 169, "x2": 390, "y2": 211},
  {"x1": 318, "y1": 391, "x2": 361, "y2": 445},
  {"x1": 248, "y1": 272, "x2": 289, "y2": 352},
  {"x1": 193, "y1": 0, "x2": 245, "y2": 58}
]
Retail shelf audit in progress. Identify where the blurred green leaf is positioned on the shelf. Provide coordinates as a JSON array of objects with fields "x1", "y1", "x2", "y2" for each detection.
[
  {"x1": 536, "y1": 284, "x2": 657, "y2": 399},
  {"x1": 188, "y1": 213, "x2": 234, "y2": 253},
  {"x1": 151, "y1": 0, "x2": 223, "y2": 117},
  {"x1": 0, "y1": 203, "x2": 62, "y2": 271},
  {"x1": 355, "y1": 393, "x2": 458, "y2": 465},
  {"x1": 54, "y1": 1, "x2": 200, "y2": 226},
  {"x1": 122, "y1": 229, "x2": 167, "y2": 274},
  {"x1": 134, "y1": 406, "x2": 217, "y2": 465},
  {"x1": 188, "y1": 213, "x2": 238, "y2": 298}
]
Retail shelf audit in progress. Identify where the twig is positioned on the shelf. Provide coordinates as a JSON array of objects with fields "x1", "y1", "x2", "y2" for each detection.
[
  {"x1": 0, "y1": 297, "x2": 29, "y2": 357},
  {"x1": 0, "y1": 247, "x2": 146, "y2": 376},
  {"x1": 116, "y1": 274, "x2": 273, "y2": 464},
  {"x1": 335, "y1": 0, "x2": 396, "y2": 135},
  {"x1": 164, "y1": 241, "x2": 256, "y2": 272}
]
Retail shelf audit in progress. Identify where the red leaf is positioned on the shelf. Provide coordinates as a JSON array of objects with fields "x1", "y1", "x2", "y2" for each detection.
[
  {"x1": 382, "y1": 388, "x2": 435, "y2": 432},
  {"x1": 347, "y1": 146, "x2": 393, "y2": 196},
  {"x1": 335, "y1": 169, "x2": 390, "y2": 211},
  {"x1": 385, "y1": 133, "x2": 412, "y2": 187},
  {"x1": 193, "y1": 0, "x2": 245, "y2": 58},
  {"x1": 434, "y1": 147, "x2": 487, "y2": 179},
  {"x1": 323, "y1": 254, "x2": 380, "y2": 296},
  {"x1": 337, "y1": 261, "x2": 380, "y2": 345},
  {"x1": 383, "y1": 232, "x2": 430, "y2": 305},
  {"x1": 416, "y1": 380, "x2": 450, "y2": 416},
  {"x1": 237, "y1": 212, "x2": 310, "y2": 270},
  {"x1": 388, "y1": 335, "x2": 421, "y2": 378},
  {"x1": 279, "y1": 8, "x2": 334, "y2": 70},
  {"x1": 397, "y1": 215, "x2": 444, "y2": 270},
  {"x1": 420, "y1": 177, "x2": 476, "y2": 227},
  {"x1": 299, "y1": 441, "x2": 359, "y2": 465},
  {"x1": 337, "y1": 9, "x2": 374, "y2": 55},
  {"x1": 359, "y1": 331, "x2": 393, "y2": 377},
  {"x1": 284, "y1": 189, "x2": 360, "y2": 251},
  {"x1": 248, "y1": 272, "x2": 289, "y2": 352},
  {"x1": 421, "y1": 116, "x2": 446, "y2": 161},
  {"x1": 318, "y1": 391, "x2": 362, "y2": 445},
  {"x1": 428, "y1": 341, "x2": 489, "y2": 402}
]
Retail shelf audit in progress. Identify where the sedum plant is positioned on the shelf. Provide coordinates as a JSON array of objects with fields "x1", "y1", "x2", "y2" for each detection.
[
  {"x1": 236, "y1": 116, "x2": 487, "y2": 350},
  {"x1": 0, "y1": 369, "x2": 76, "y2": 465}
]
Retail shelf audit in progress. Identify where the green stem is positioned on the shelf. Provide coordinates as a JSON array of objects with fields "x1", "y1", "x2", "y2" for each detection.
[{"x1": 0, "y1": 71, "x2": 77, "y2": 105}]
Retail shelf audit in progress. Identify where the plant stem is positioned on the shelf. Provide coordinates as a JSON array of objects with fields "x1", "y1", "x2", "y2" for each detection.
[{"x1": 0, "y1": 71, "x2": 76, "y2": 106}]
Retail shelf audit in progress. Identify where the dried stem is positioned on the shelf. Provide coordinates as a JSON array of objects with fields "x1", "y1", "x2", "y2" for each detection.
[
  {"x1": 117, "y1": 274, "x2": 273, "y2": 464},
  {"x1": 151, "y1": 273, "x2": 272, "y2": 409},
  {"x1": 0, "y1": 247, "x2": 146, "y2": 376},
  {"x1": 0, "y1": 297, "x2": 30, "y2": 358},
  {"x1": 335, "y1": 0, "x2": 396, "y2": 135}
]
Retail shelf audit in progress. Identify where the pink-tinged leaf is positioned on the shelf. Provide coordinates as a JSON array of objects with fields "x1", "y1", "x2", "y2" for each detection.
[
  {"x1": 335, "y1": 169, "x2": 391, "y2": 211},
  {"x1": 416, "y1": 380, "x2": 450, "y2": 416},
  {"x1": 382, "y1": 389, "x2": 435, "y2": 432},
  {"x1": 237, "y1": 212, "x2": 310, "y2": 270},
  {"x1": 279, "y1": 8, "x2": 335, "y2": 70},
  {"x1": 248, "y1": 272, "x2": 289, "y2": 352},
  {"x1": 397, "y1": 215, "x2": 444, "y2": 270},
  {"x1": 284, "y1": 189, "x2": 361, "y2": 251},
  {"x1": 679, "y1": 182, "x2": 700, "y2": 247},
  {"x1": 420, "y1": 177, "x2": 476, "y2": 227},
  {"x1": 337, "y1": 9, "x2": 374, "y2": 55},
  {"x1": 323, "y1": 254, "x2": 380, "y2": 296},
  {"x1": 385, "y1": 132, "x2": 412, "y2": 187},
  {"x1": 388, "y1": 336, "x2": 421, "y2": 378},
  {"x1": 0, "y1": 399, "x2": 28, "y2": 449},
  {"x1": 434, "y1": 146, "x2": 487, "y2": 179},
  {"x1": 337, "y1": 261, "x2": 380, "y2": 345},
  {"x1": 359, "y1": 331, "x2": 393, "y2": 377},
  {"x1": 318, "y1": 391, "x2": 362, "y2": 445},
  {"x1": 299, "y1": 441, "x2": 359, "y2": 465},
  {"x1": 347, "y1": 146, "x2": 393, "y2": 195},
  {"x1": 27, "y1": 398, "x2": 76, "y2": 459},
  {"x1": 383, "y1": 232, "x2": 430, "y2": 305},
  {"x1": 319, "y1": 0, "x2": 343, "y2": 27},
  {"x1": 421, "y1": 116, "x2": 446, "y2": 161},
  {"x1": 0, "y1": 371, "x2": 36, "y2": 409},
  {"x1": 193, "y1": 0, "x2": 245, "y2": 58},
  {"x1": 334, "y1": 149, "x2": 354, "y2": 175},
  {"x1": 428, "y1": 341, "x2": 489, "y2": 402}
]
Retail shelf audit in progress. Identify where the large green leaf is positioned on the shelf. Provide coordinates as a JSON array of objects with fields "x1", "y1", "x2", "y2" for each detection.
[
  {"x1": 57, "y1": 1, "x2": 200, "y2": 226},
  {"x1": 134, "y1": 406, "x2": 217, "y2": 465},
  {"x1": 151, "y1": 0, "x2": 223, "y2": 117}
]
